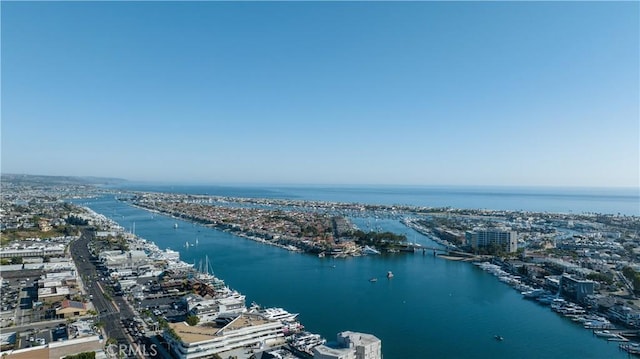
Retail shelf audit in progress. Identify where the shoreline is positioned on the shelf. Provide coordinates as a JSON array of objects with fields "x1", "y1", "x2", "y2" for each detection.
[
  {"x1": 123, "y1": 201, "x2": 423, "y2": 258},
  {"x1": 76, "y1": 194, "x2": 637, "y2": 358}
]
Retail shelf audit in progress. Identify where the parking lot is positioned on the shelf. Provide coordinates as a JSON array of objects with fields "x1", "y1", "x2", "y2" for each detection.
[
  {"x1": 18, "y1": 325, "x2": 55, "y2": 349},
  {"x1": 1, "y1": 280, "x2": 19, "y2": 326},
  {"x1": 1, "y1": 271, "x2": 43, "y2": 328}
]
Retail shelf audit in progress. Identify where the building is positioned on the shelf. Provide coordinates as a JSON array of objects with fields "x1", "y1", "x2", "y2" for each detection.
[
  {"x1": 2, "y1": 336, "x2": 102, "y2": 359},
  {"x1": 608, "y1": 304, "x2": 640, "y2": 328},
  {"x1": 186, "y1": 293, "x2": 246, "y2": 324},
  {"x1": 100, "y1": 250, "x2": 149, "y2": 271},
  {"x1": 313, "y1": 331, "x2": 382, "y2": 359},
  {"x1": 559, "y1": 274, "x2": 595, "y2": 303},
  {"x1": 0, "y1": 245, "x2": 65, "y2": 259},
  {"x1": 37, "y1": 286, "x2": 70, "y2": 304},
  {"x1": 38, "y1": 219, "x2": 52, "y2": 232},
  {"x1": 313, "y1": 346, "x2": 354, "y2": 359},
  {"x1": 165, "y1": 313, "x2": 285, "y2": 359},
  {"x1": 465, "y1": 229, "x2": 518, "y2": 253},
  {"x1": 55, "y1": 300, "x2": 88, "y2": 319}
]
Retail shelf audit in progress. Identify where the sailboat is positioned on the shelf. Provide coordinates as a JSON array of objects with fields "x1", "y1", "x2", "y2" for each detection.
[
  {"x1": 195, "y1": 237, "x2": 199, "y2": 246},
  {"x1": 196, "y1": 255, "x2": 217, "y2": 283},
  {"x1": 185, "y1": 241, "x2": 189, "y2": 248},
  {"x1": 174, "y1": 223, "x2": 178, "y2": 229}
]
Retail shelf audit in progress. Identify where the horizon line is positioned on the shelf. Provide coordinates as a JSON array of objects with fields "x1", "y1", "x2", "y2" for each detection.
[{"x1": 2, "y1": 172, "x2": 639, "y2": 190}]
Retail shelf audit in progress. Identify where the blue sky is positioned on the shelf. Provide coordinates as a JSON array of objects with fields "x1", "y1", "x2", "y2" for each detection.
[{"x1": 2, "y1": 2, "x2": 638, "y2": 187}]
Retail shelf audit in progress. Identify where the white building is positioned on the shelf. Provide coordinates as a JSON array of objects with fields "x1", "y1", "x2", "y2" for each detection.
[
  {"x1": 187, "y1": 293, "x2": 246, "y2": 323},
  {"x1": 100, "y1": 250, "x2": 149, "y2": 271},
  {"x1": 313, "y1": 346, "x2": 355, "y2": 359},
  {"x1": 314, "y1": 331, "x2": 382, "y2": 359},
  {"x1": 465, "y1": 229, "x2": 518, "y2": 253},
  {"x1": 0, "y1": 244, "x2": 65, "y2": 258},
  {"x1": 163, "y1": 249, "x2": 180, "y2": 261},
  {"x1": 165, "y1": 313, "x2": 285, "y2": 359}
]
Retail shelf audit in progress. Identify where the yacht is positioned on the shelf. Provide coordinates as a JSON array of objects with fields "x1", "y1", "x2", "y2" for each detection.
[
  {"x1": 521, "y1": 288, "x2": 546, "y2": 299},
  {"x1": 584, "y1": 317, "x2": 613, "y2": 329},
  {"x1": 289, "y1": 332, "x2": 326, "y2": 354},
  {"x1": 536, "y1": 294, "x2": 559, "y2": 305},
  {"x1": 594, "y1": 330, "x2": 618, "y2": 338},
  {"x1": 387, "y1": 271, "x2": 394, "y2": 279},
  {"x1": 362, "y1": 245, "x2": 381, "y2": 255},
  {"x1": 252, "y1": 307, "x2": 299, "y2": 322},
  {"x1": 369, "y1": 277, "x2": 378, "y2": 282}
]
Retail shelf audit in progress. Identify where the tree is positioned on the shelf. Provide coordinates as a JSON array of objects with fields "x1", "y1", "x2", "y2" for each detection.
[
  {"x1": 105, "y1": 338, "x2": 117, "y2": 346},
  {"x1": 166, "y1": 327, "x2": 181, "y2": 340},
  {"x1": 622, "y1": 266, "x2": 640, "y2": 294},
  {"x1": 586, "y1": 272, "x2": 613, "y2": 285},
  {"x1": 64, "y1": 352, "x2": 96, "y2": 359},
  {"x1": 66, "y1": 215, "x2": 89, "y2": 226},
  {"x1": 517, "y1": 265, "x2": 529, "y2": 277},
  {"x1": 185, "y1": 315, "x2": 199, "y2": 326}
]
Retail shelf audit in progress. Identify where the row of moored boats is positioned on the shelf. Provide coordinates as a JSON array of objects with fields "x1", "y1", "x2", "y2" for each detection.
[{"x1": 473, "y1": 262, "x2": 634, "y2": 345}]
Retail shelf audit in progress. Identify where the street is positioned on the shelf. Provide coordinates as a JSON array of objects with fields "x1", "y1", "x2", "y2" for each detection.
[{"x1": 70, "y1": 228, "x2": 137, "y2": 358}]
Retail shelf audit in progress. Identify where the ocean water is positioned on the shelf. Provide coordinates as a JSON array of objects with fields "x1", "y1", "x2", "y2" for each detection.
[
  {"x1": 111, "y1": 183, "x2": 640, "y2": 215},
  {"x1": 75, "y1": 187, "x2": 636, "y2": 359}
]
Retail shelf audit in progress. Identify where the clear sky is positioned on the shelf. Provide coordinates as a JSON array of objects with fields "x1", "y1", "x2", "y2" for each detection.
[{"x1": 2, "y1": 1, "x2": 638, "y2": 187}]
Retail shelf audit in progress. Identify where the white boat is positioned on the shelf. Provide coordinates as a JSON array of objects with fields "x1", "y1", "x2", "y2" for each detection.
[
  {"x1": 584, "y1": 318, "x2": 613, "y2": 329},
  {"x1": 522, "y1": 289, "x2": 546, "y2": 299},
  {"x1": 253, "y1": 307, "x2": 299, "y2": 322},
  {"x1": 536, "y1": 295, "x2": 559, "y2": 305},
  {"x1": 290, "y1": 332, "x2": 326, "y2": 354},
  {"x1": 174, "y1": 223, "x2": 178, "y2": 229},
  {"x1": 594, "y1": 330, "x2": 618, "y2": 338},
  {"x1": 387, "y1": 271, "x2": 394, "y2": 279},
  {"x1": 362, "y1": 245, "x2": 381, "y2": 255}
]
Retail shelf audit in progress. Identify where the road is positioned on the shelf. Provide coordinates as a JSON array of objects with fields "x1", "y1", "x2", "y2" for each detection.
[
  {"x1": 10, "y1": 319, "x2": 66, "y2": 333},
  {"x1": 70, "y1": 228, "x2": 138, "y2": 358}
]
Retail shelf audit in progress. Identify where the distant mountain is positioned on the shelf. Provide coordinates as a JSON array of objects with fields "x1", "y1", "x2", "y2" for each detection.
[{"x1": 1, "y1": 173, "x2": 127, "y2": 186}]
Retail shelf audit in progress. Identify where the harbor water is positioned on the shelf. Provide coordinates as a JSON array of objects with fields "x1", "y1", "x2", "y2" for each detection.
[{"x1": 76, "y1": 187, "x2": 638, "y2": 358}]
